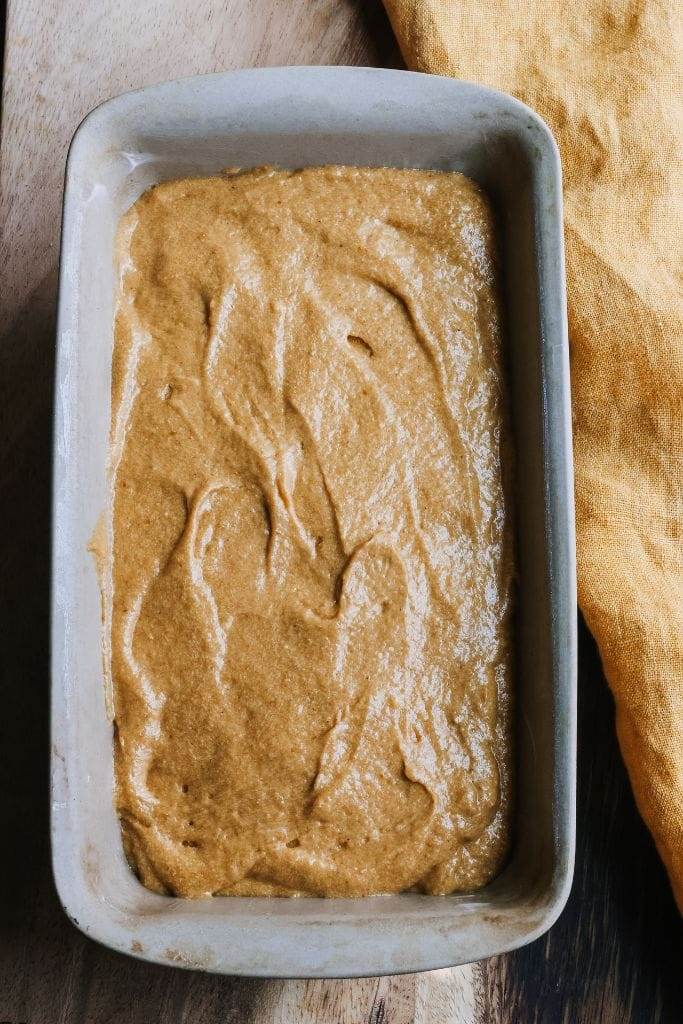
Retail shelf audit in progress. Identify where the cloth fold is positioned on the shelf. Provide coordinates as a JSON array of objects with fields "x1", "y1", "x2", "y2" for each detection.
[{"x1": 382, "y1": 0, "x2": 683, "y2": 910}]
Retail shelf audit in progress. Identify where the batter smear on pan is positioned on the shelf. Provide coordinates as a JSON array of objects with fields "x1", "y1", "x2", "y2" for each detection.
[{"x1": 109, "y1": 166, "x2": 514, "y2": 898}]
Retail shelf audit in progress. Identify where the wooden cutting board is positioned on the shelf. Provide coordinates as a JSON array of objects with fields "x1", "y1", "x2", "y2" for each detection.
[
  {"x1": 0, "y1": 2, "x2": 480, "y2": 1018},
  {"x1": 1, "y1": 2, "x2": 680, "y2": 1022}
]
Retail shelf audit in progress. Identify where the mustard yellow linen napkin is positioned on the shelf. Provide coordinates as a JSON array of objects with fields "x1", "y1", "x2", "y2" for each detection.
[{"x1": 382, "y1": 0, "x2": 683, "y2": 909}]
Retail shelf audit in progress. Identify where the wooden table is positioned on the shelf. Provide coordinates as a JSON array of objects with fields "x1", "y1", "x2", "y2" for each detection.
[{"x1": 1, "y1": 2, "x2": 681, "y2": 1020}]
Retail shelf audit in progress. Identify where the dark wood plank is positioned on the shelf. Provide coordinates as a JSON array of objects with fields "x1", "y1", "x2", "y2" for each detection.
[{"x1": 482, "y1": 620, "x2": 683, "y2": 1023}]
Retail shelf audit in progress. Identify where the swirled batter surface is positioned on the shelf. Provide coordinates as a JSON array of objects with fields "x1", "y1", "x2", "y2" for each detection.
[{"x1": 110, "y1": 166, "x2": 514, "y2": 898}]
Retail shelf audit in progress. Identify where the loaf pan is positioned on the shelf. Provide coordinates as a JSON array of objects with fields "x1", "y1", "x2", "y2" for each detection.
[{"x1": 51, "y1": 66, "x2": 576, "y2": 977}]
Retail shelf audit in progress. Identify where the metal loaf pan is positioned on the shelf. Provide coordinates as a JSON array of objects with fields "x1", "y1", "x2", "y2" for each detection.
[{"x1": 51, "y1": 66, "x2": 576, "y2": 977}]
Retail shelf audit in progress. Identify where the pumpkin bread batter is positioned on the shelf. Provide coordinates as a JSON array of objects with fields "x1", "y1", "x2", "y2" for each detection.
[{"x1": 110, "y1": 166, "x2": 514, "y2": 898}]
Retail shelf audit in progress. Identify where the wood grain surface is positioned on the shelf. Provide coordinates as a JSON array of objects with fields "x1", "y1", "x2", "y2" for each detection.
[{"x1": 1, "y1": 2, "x2": 681, "y2": 1021}]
